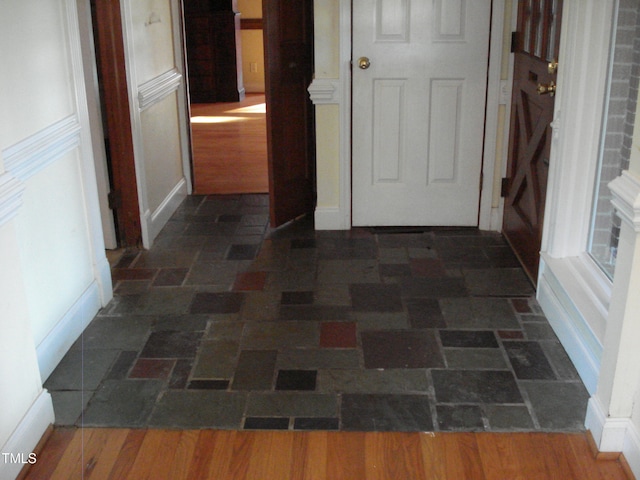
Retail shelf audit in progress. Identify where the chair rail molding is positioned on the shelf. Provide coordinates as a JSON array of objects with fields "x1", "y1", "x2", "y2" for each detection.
[
  {"x1": 308, "y1": 78, "x2": 341, "y2": 105},
  {"x1": 0, "y1": 172, "x2": 25, "y2": 227},
  {"x1": 138, "y1": 68, "x2": 183, "y2": 111}
]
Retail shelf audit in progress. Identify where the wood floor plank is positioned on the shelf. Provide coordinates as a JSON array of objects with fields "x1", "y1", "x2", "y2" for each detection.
[
  {"x1": 23, "y1": 428, "x2": 633, "y2": 480},
  {"x1": 191, "y1": 95, "x2": 268, "y2": 195},
  {"x1": 21, "y1": 427, "x2": 75, "y2": 479},
  {"x1": 365, "y1": 432, "x2": 427, "y2": 480},
  {"x1": 326, "y1": 432, "x2": 367, "y2": 480},
  {"x1": 106, "y1": 429, "x2": 147, "y2": 480}
]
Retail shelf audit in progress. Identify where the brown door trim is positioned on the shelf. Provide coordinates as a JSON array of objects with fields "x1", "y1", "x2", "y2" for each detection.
[{"x1": 93, "y1": 0, "x2": 142, "y2": 247}]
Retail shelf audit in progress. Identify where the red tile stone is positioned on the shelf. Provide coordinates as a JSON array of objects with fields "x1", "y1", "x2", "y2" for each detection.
[
  {"x1": 498, "y1": 330, "x2": 525, "y2": 339},
  {"x1": 320, "y1": 322, "x2": 357, "y2": 348},
  {"x1": 129, "y1": 359, "x2": 176, "y2": 380},
  {"x1": 511, "y1": 298, "x2": 532, "y2": 313},
  {"x1": 233, "y1": 271, "x2": 267, "y2": 291},
  {"x1": 409, "y1": 258, "x2": 447, "y2": 277}
]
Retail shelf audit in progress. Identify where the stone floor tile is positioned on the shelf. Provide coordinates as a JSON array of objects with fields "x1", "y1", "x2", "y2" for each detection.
[
  {"x1": 409, "y1": 258, "x2": 448, "y2": 277},
  {"x1": 189, "y1": 292, "x2": 244, "y2": 314},
  {"x1": 186, "y1": 261, "x2": 240, "y2": 286},
  {"x1": 244, "y1": 417, "x2": 290, "y2": 430},
  {"x1": 128, "y1": 358, "x2": 175, "y2": 380},
  {"x1": 281, "y1": 291, "x2": 315, "y2": 305},
  {"x1": 484, "y1": 405, "x2": 535, "y2": 430},
  {"x1": 464, "y1": 268, "x2": 534, "y2": 296},
  {"x1": 45, "y1": 349, "x2": 120, "y2": 392},
  {"x1": 443, "y1": 348, "x2": 509, "y2": 370},
  {"x1": 140, "y1": 331, "x2": 203, "y2": 359},
  {"x1": 520, "y1": 381, "x2": 589, "y2": 431},
  {"x1": 406, "y1": 298, "x2": 446, "y2": 328},
  {"x1": 379, "y1": 264, "x2": 412, "y2": 277},
  {"x1": 50, "y1": 391, "x2": 90, "y2": 426},
  {"x1": 82, "y1": 380, "x2": 164, "y2": 427},
  {"x1": 350, "y1": 283, "x2": 403, "y2": 312},
  {"x1": 361, "y1": 330, "x2": 444, "y2": 369},
  {"x1": 523, "y1": 322, "x2": 558, "y2": 340},
  {"x1": 275, "y1": 370, "x2": 317, "y2": 391},
  {"x1": 376, "y1": 233, "x2": 433, "y2": 248},
  {"x1": 191, "y1": 340, "x2": 239, "y2": 379},
  {"x1": 503, "y1": 341, "x2": 557, "y2": 380},
  {"x1": 293, "y1": 417, "x2": 339, "y2": 430},
  {"x1": 354, "y1": 312, "x2": 410, "y2": 331},
  {"x1": 233, "y1": 271, "x2": 267, "y2": 291},
  {"x1": 148, "y1": 391, "x2": 246, "y2": 429},
  {"x1": 439, "y1": 330, "x2": 499, "y2": 348},
  {"x1": 152, "y1": 268, "x2": 189, "y2": 286},
  {"x1": 240, "y1": 291, "x2": 279, "y2": 322},
  {"x1": 104, "y1": 351, "x2": 139, "y2": 381},
  {"x1": 242, "y1": 322, "x2": 319, "y2": 349},
  {"x1": 187, "y1": 380, "x2": 230, "y2": 390},
  {"x1": 341, "y1": 394, "x2": 433, "y2": 431},
  {"x1": 320, "y1": 322, "x2": 357, "y2": 348},
  {"x1": 431, "y1": 370, "x2": 523, "y2": 404},
  {"x1": 540, "y1": 340, "x2": 581, "y2": 380},
  {"x1": 151, "y1": 314, "x2": 209, "y2": 332},
  {"x1": 205, "y1": 320, "x2": 245, "y2": 341},
  {"x1": 80, "y1": 315, "x2": 152, "y2": 351},
  {"x1": 231, "y1": 350, "x2": 277, "y2": 390},
  {"x1": 227, "y1": 243, "x2": 260, "y2": 260},
  {"x1": 169, "y1": 359, "x2": 193, "y2": 389},
  {"x1": 246, "y1": 392, "x2": 338, "y2": 418},
  {"x1": 317, "y1": 260, "x2": 379, "y2": 284},
  {"x1": 399, "y1": 277, "x2": 468, "y2": 298},
  {"x1": 134, "y1": 288, "x2": 195, "y2": 315},
  {"x1": 278, "y1": 305, "x2": 352, "y2": 322},
  {"x1": 276, "y1": 349, "x2": 360, "y2": 370},
  {"x1": 440, "y1": 298, "x2": 521, "y2": 330},
  {"x1": 316, "y1": 369, "x2": 429, "y2": 394},
  {"x1": 436, "y1": 405, "x2": 485, "y2": 431}
]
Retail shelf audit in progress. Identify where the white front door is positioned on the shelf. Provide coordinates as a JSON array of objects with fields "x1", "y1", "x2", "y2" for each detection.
[{"x1": 352, "y1": 0, "x2": 491, "y2": 226}]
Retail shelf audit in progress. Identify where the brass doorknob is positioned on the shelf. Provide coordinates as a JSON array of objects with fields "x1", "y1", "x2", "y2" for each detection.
[
  {"x1": 537, "y1": 81, "x2": 556, "y2": 96},
  {"x1": 358, "y1": 57, "x2": 371, "y2": 69}
]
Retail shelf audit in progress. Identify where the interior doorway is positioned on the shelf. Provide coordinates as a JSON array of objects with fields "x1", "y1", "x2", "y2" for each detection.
[{"x1": 184, "y1": 0, "x2": 269, "y2": 195}]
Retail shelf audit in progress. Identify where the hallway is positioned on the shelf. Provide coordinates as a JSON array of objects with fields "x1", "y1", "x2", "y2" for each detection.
[{"x1": 45, "y1": 194, "x2": 589, "y2": 432}]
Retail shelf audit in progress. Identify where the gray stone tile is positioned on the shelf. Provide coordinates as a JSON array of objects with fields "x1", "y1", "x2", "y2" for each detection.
[
  {"x1": 314, "y1": 284, "x2": 352, "y2": 306},
  {"x1": 524, "y1": 322, "x2": 558, "y2": 340},
  {"x1": 351, "y1": 284, "x2": 403, "y2": 312},
  {"x1": 246, "y1": 392, "x2": 338, "y2": 417},
  {"x1": 362, "y1": 330, "x2": 444, "y2": 369},
  {"x1": 265, "y1": 268, "x2": 316, "y2": 291},
  {"x1": 436, "y1": 405, "x2": 485, "y2": 431},
  {"x1": 152, "y1": 314, "x2": 209, "y2": 332},
  {"x1": 277, "y1": 349, "x2": 360, "y2": 370},
  {"x1": 81, "y1": 380, "x2": 163, "y2": 427},
  {"x1": 378, "y1": 248, "x2": 410, "y2": 264},
  {"x1": 80, "y1": 315, "x2": 152, "y2": 350},
  {"x1": 279, "y1": 305, "x2": 351, "y2": 321},
  {"x1": 503, "y1": 341, "x2": 557, "y2": 380},
  {"x1": 134, "y1": 250, "x2": 198, "y2": 269},
  {"x1": 134, "y1": 288, "x2": 195, "y2": 315},
  {"x1": 341, "y1": 394, "x2": 433, "y2": 431},
  {"x1": 192, "y1": 340, "x2": 239, "y2": 379},
  {"x1": 241, "y1": 322, "x2": 319, "y2": 349},
  {"x1": 440, "y1": 298, "x2": 520, "y2": 330},
  {"x1": 240, "y1": 291, "x2": 279, "y2": 321},
  {"x1": 431, "y1": 370, "x2": 523, "y2": 404},
  {"x1": 540, "y1": 340, "x2": 581, "y2": 380},
  {"x1": 399, "y1": 277, "x2": 468, "y2": 298},
  {"x1": 148, "y1": 391, "x2": 246, "y2": 428},
  {"x1": 406, "y1": 298, "x2": 446, "y2": 328},
  {"x1": 51, "y1": 391, "x2": 89, "y2": 426},
  {"x1": 354, "y1": 312, "x2": 409, "y2": 330},
  {"x1": 205, "y1": 320, "x2": 245, "y2": 341},
  {"x1": 140, "y1": 331, "x2": 203, "y2": 359},
  {"x1": 444, "y1": 348, "x2": 509, "y2": 370},
  {"x1": 186, "y1": 260, "x2": 240, "y2": 286},
  {"x1": 439, "y1": 330, "x2": 499, "y2": 348},
  {"x1": 484, "y1": 405, "x2": 535, "y2": 430},
  {"x1": 463, "y1": 268, "x2": 534, "y2": 296},
  {"x1": 45, "y1": 349, "x2": 120, "y2": 391},
  {"x1": 231, "y1": 350, "x2": 277, "y2": 390},
  {"x1": 317, "y1": 369, "x2": 428, "y2": 394},
  {"x1": 520, "y1": 381, "x2": 589, "y2": 431},
  {"x1": 317, "y1": 260, "x2": 379, "y2": 284}
]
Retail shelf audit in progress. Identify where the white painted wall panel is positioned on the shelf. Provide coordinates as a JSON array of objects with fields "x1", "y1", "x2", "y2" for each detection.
[
  {"x1": 428, "y1": 80, "x2": 463, "y2": 184},
  {"x1": 373, "y1": 80, "x2": 405, "y2": 183}
]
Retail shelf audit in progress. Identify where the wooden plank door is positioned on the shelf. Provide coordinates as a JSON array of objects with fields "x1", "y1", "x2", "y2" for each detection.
[
  {"x1": 263, "y1": 0, "x2": 316, "y2": 227},
  {"x1": 503, "y1": 0, "x2": 563, "y2": 281},
  {"x1": 351, "y1": 0, "x2": 491, "y2": 226}
]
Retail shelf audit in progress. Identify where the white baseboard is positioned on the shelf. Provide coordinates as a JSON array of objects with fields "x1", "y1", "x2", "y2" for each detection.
[
  {"x1": 146, "y1": 178, "x2": 187, "y2": 247},
  {"x1": 36, "y1": 282, "x2": 101, "y2": 382},
  {"x1": 537, "y1": 260, "x2": 602, "y2": 394},
  {"x1": 0, "y1": 390, "x2": 54, "y2": 480},
  {"x1": 314, "y1": 206, "x2": 348, "y2": 230},
  {"x1": 586, "y1": 396, "x2": 640, "y2": 478}
]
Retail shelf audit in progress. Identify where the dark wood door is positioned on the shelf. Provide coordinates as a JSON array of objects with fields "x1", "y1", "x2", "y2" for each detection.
[
  {"x1": 263, "y1": 0, "x2": 316, "y2": 227},
  {"x1": 503, "y1": 0, "x2": 563, "y2": 281}
]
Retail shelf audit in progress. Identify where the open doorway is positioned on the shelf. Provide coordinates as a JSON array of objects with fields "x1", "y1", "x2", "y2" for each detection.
[{"x1": 184, "y1": 0, "x2": 269, "y2": 195}]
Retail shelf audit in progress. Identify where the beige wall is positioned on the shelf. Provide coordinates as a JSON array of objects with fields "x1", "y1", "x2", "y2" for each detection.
[{"x1": 238, "y1": 0, "x2": 265, "y2": 93}]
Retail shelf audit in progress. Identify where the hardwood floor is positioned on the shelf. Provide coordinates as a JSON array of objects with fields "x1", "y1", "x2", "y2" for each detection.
[
  {"x1": 20, "y1": 428, "x2": 633, "y2": 479},
  {"x1": 191, "y1": 94, "x2": 269, "y2": 195}
]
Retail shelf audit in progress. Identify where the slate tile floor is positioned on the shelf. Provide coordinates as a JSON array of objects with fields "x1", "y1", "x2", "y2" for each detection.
[{"x1": 46, "y1": 194, "x2": 590, "y2": 432}]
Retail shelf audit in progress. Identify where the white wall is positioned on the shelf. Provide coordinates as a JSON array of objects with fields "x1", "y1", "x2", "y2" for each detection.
[{"x1": 0, "y1": 0, "x2": 111, "y2": 477}]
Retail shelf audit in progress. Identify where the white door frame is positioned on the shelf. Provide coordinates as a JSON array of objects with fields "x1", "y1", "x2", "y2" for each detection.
[{"x1": 315, "y1": 0, "x2": 507, "y2": 231}]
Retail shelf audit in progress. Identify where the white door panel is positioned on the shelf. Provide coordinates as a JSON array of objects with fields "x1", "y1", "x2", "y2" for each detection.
[{"x1": 352, "y1": 0, "x2": 491, "y2": 226}]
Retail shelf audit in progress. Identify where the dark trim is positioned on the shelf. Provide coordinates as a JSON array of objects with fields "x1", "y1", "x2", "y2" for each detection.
[{"x1": 241, "y1": 18, "x2": 263, "y2": 30}]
